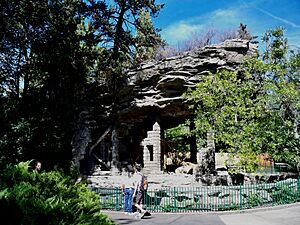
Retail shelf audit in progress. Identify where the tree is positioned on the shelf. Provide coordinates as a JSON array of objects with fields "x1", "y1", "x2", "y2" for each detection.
[
  {"x1": 184, "y1": 69, "x2": 266, "y2": 172},
  {"x1": 88, "y1": 0, "x2": 164, "y2": 93},
  {"x1": 134, "y1": 9, "x2": 164, "y2": 63},
  {"x1": 183, "y1": 27, "x2": 300, "y2": 172},
  {"x1": 0, "y1": 0, "x2": 90, "y2": 169},
  {"x1": 259, "y1": 27, "x2": 300, "y2": 166},
  {"x1": 0, "y1": 0, "x2": 164, "y2": 171}
]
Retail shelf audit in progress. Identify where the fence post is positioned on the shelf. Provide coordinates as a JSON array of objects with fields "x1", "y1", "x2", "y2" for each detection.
[
  {"x1": 115, "y1": 187, "x2": 119, "y2": 211},
  {"x1": 298, "y1": 177, "x2": 300, "y2": 201},
  {"x1": 239, "y1": 184, "x2": 243, "y2": 210},
  {"x1": 173, "y1": 187, "x2": 177, "y2": 212}
]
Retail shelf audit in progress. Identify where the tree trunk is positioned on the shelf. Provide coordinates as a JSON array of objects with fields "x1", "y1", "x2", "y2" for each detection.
[{"x1": 111, "y1": 126, "x2": 119, "y2": 172}]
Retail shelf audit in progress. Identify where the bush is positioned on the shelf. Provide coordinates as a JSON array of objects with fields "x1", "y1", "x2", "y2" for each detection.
[
  {"x1": 0, "y1": 161, "x2": 114, "y2": 225},
  {"x1": 272, "y1": 184, "x2": 298, "y2": 205}
]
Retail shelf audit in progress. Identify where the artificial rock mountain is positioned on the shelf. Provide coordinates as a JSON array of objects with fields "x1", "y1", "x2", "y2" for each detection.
[{"x1": 72, "y1": 39, "x2": 257, "y2": 174}]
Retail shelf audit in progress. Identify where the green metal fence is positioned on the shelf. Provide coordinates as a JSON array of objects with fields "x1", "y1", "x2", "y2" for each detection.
[{"x1": 91, "y1": 177, "x2": 300, "y2": 213}]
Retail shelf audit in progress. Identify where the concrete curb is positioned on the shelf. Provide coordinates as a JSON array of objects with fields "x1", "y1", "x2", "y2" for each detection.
[{"x1": 102, "y1": 202, "x2": 300, "y2": 216}]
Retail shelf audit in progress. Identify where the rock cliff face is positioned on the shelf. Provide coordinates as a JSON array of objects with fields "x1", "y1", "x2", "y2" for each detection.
[
  {"x1": 116, "y1": 39, "x2": 257, "y2": 129},
  {"x1": 73, "y1": 39, "x2": 257, "y2": 173}
]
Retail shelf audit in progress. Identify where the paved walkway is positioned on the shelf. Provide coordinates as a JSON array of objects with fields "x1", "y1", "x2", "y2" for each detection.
[{"x1": 103, "y1": 203, "x2": 300, "y2": 225}]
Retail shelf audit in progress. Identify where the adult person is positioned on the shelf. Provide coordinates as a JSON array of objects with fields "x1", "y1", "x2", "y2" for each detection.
[
  {"x1": 31, "y1": 160, "x2": 42, "y2": 182},
  {"x1": 132, "y1": 164, "x2": 147, "y2": 219},
  {"x1": 121, "y1": 172, "x2": 135, "y2": 215},
  {"x1": 34, "y1": 161, "x2": 42, "y2": 172}
]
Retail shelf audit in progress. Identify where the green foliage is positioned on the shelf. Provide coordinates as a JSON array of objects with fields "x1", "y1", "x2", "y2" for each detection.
[
  {"x1": 166, "y1": 124, "x2": 190, "y2": 139},
  {"x1": 0, "y1": 0, "x2": 164, "y2": 171},
  {"x1": 272, "y1": 184, "x2": 298, "y2": 204},
  {"x1": 259, "y1": 28, "x2": 300, "y2": 166},
  {"x1": 182, "y1": 27, "x2": 300, "y2": 172},
  {"x1": 0, "y1": 161, "x2": 114, "y2": 225},
  {"x1": 247, "y1": 193, "x2": 263, "y2": 207},
  {"x1": 183, "y1": 69, "x2": 265, "y2": 172},
  {"x1": 165, "y1": 124, "x2": 192, "y2": 154},
  {"x1": 135, "y1": 9, "x2": 164, "y2": 63},
  {"x1": 162, "y1": 204, "x2": 172, "y2": 212}
]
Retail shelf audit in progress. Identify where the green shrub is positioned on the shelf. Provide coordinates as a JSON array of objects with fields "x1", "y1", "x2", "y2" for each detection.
[
  {"x1": 247, "y1": 193, "x2": 263, "y2": 207},
  {"x1": 272, "y1": 184, "x2": 298, "y2": 204},
  {"x1": 0, "y1": 161, "x2": 114, "y2": 225}
]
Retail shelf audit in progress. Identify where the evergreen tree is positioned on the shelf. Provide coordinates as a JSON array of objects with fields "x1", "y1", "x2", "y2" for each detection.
[
  {"x1": 0, "y1": 0, "x2": 164, "y2": 171},
  {"x1": 135, "y1": 9, "x2": 164, "y2": 63}
]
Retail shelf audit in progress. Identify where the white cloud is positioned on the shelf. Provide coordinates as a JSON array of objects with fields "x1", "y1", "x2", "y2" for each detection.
[
  {"x1": 211, "y1": 9, "x2": 238, "y2": 22},
  {"x1": 161, "y1": 21, "x2": 204, "y2": 45},
  {"x1": 158, "y1": 0, "x2": 300, "y2": 48},
  {"x1": 160, "y1": 7, "x2": 245, "y2": 45}
]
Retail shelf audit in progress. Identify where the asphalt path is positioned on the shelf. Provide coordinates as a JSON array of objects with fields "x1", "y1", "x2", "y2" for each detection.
[{"x1": 103, "y1": 202, "x2": 300, "y2": 225}]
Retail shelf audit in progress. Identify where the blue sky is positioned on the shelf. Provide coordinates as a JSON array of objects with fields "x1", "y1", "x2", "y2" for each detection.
[{"x1": 153, "y1": 0, "x2": 300, "y2": 49}]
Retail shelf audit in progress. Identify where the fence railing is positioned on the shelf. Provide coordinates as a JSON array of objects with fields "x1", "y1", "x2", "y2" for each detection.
[{"x1": 91, "y1": 177, "x2": 300, "y2": 213}]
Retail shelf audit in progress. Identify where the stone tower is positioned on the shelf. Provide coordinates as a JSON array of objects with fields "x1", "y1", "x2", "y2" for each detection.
[{"x1": 141, "y1": 122, "x2": 162, "y2": 174}]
